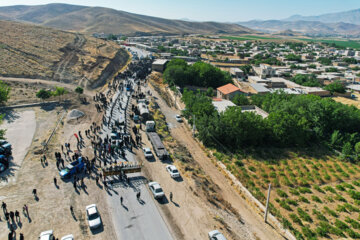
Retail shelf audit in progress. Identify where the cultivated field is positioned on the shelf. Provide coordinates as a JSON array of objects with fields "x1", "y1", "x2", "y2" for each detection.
[{"x1": 213, "y1": 148, "x2": 360, "y2": 239}]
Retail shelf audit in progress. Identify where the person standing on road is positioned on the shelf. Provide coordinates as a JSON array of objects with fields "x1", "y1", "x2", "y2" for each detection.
[
  {"x1": 23, "y1": 204, "x2": 28, "y2": 217},
  {"x1": 170, "y1": 192, "x2": 173, "y2": 202},
  {"x1": 1, "y1": 201, "x2": 7, "y2": 214},
  {"x1": 54, "y1": 177, "x2": 57, "y2": 187},
  {"x1": 120, "y1": 196, "x2": 123, "y2": 205},
  {"x1": 15, "y1": 210, "x2": 20, "y2": 222},
  {"x1": 32, "y1": 189, "x2": 37, "y2": 198}
]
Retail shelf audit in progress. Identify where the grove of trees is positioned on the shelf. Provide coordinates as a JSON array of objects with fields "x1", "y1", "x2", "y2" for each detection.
[
  {"x1": 182, "y1": 89, "x2": 360, "y2": 158},
  {"x1": 290, "y1": 74, "x2": 322, "y2": 87},
  {"x1": 163, "y1": 59, "x2": 232, "y2": 88}
]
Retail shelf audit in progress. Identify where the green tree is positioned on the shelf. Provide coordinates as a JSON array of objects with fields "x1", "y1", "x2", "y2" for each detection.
[
  {"x1": 326, "y1": 67, "x2": 338, "y2": 72},
  {"x1": 285, "y1": 54, "x2": 302, "y2": 62},
  {"x1": 36, "y1": 89, "x2": 52, "y2": 101},
  {"x1": 231, "y1": 94, "x2": 249, "y2": 106},
  {"x1": 53, "y1": 87, "x2": 67, "y2": 101},
  {"x1": 0, "y1": 81, "x2": 10, "y2": 105},
  {"x1": 205, "y1": 87, "x2": 214, "y2": 97},
  {"x1": 342, "y1": 142, "x2": 353, "y2": 156},
  {"x1": 75, "y1": 86, "x2": 84, "y2": 98},
  {"x1": 291, "y1": 74, "x2": 321, "y2": 87},
  {"x1": 318, "y1": 57, "x2": 332, "y2": 66},
  {"x1": 355, "y1": 142, "x2": 360, "y2": 159},
  {"x1": 324, "y1": 82, "x2": 346, "y2": 94}
]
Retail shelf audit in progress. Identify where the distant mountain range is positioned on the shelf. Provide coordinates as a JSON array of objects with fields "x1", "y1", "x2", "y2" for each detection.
[
  {"x1": 0, "y1": 3, "x2": 252, "y2": 36},
  {"x1": 238, "y1": 8, "x2": 360, "y2": 37}
]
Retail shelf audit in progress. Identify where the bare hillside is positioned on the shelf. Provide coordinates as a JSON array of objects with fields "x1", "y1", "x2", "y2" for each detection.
[
  {"x1": 0, "y1": 3, "x2": 253, "y2": 36},
  {"x1": 0, "y1": 20, "x2": 129, "y2": 89}
]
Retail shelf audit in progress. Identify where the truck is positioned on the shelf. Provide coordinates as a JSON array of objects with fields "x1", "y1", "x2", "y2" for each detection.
[
  {"x1": 59, "y1": 157, "x2": 85, "y2": 179},
  {"x1": 146, "y1": 132, "x2": 169, "y2": 160}
]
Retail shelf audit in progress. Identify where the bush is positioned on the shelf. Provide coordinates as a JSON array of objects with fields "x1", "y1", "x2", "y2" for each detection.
[
  {"x1": 279, "y1": 200, "x2": 292, "y2": 211},
  {"x1": 335, "y1": 219, "x2": 349, "y2": 231},
  {"x1": 344, "y1": 203, "x2": 360, "y2": 212},
  {"x1": 248, "y1": 166, "x2": 256, "y2": 172},
  {"x1": 298, "y1": 187, "x2": 312, "y2": 194},
  {"x1": 336, "y1": 204, "x2": 348, "y2": 213},
  {"x1": 324, "y1": 206, "x2": 338, "y2": 217},
  {"x1": 289, "y1": 213, "x2": 303, "y2": 226},
  {"x1": 299, "y1": 196, "x2": 310, "y2": 203},
  {"x1": 353, "y1": 180, "x2": 360, "y2": 187},
  {"x1": 276, "y1": 189, "x2": 288, "y2": 198},
  {"x1": 324, "y1": 186, "x2": 336, "y2": 193},
  {"x1": 286, "y1": 199, "x2": 298, "y2": 206},
  {"x1": 345, "y1": 217, "x2": 360, "y2": 229},
  {"x1": 336, "y1": 184, "x2": 346, "y2": 191},
  {"x1": 281, "y1": 217, "x2": 293, "y2": 230},
  {"x1": 342, "y1": 182, "x2": 355, "y2": 189},
  {"x1": 312, "y1": 209, "x2": 327, "y2": 222},
  {"x1": 311, "y1": 195, "x2": 322, "y2": 203},
  {"x1": 302, "y1": 226, "x2": 317, "y2": 239},
  {"x1": 334, "y1": 194, "x2": 347, "y2": 202},
  {"x1": 297, "y1": 208, "x2": 312, "y2": 222},
  {"x1": 349, "y1": 190, "x2": 360, "y2": 200},
  {"x1": 289, "y1": 188, "x2": 300, "y2": 196},
  {"x1": 346, "y1": 228, "x2": 360, "y2": 239},
  {"x1": 313, "y1": 185, "x2": 325, "y2": 193}
]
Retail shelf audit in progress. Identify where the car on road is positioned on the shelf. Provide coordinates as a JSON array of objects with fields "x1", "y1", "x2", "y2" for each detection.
[
  {"x1": 148, "y1": 182, "x2": 165, "y2": 199},
  {"x1": 39, "y1": 230, "x2": 53, "y2": 240},
  {"x1": 175, "y1": 115, "x2": 182, "y2": 122},
  {"x1": 208, "y1": 230, "x2": 227, "y2": 240},
  {"x1": 61, "y1": 234, "x2": 74, "y2": 240},
  {"x1": 86, "y1": 204, "x2": 102, "y2": 229},
  {"x1": 59, "y1": 157, "x2": 85, "y2": 179},
  {"x1": 143, "y1": 147, "x2": 153, "y2": 159},
  {"x1": 0, "y1": 155, "x2": 9, "y2": 173},
  {"x1": 166, "y1": 165, "x2": 180, "y2": 178}
]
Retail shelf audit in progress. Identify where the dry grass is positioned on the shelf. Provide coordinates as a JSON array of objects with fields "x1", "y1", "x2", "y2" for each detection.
[
  {"x1": 333, "y1": 94, "x2": 360, "y2": 109},
  {"x1": 0, "y1": 20, "x2": 127, "y2": 87}
]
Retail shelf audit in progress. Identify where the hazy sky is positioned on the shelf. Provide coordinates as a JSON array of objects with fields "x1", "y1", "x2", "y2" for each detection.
[{"x1": 0, "y1": 0, "x2": 359, "y2": 22}]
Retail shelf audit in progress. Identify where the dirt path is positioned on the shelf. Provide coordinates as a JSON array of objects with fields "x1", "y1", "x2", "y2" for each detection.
[
  {"x1": 0, "y1": 77, "x2": 95, "y2": 96},
  {"x1": 146, "y1": 83, "x2": 284, "y2": 240}
]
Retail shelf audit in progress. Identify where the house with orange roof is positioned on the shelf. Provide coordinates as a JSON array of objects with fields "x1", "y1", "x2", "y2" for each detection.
[{"x1": 216, "y1": 83, "x2": 245, "y2": 100}]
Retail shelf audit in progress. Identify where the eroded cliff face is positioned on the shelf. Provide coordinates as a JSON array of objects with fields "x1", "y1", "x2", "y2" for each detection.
[{"x1": 90, "y1": 49, "x2": 129, "y2": 89}]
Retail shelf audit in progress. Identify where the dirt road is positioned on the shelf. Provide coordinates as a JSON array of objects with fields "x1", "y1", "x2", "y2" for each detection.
[
  {"x1": 146, "y1": 83, "x2": 284, "y2": 240},
  {"x1": 0, "y1": 77, "x2": 95, "y2": 96}
]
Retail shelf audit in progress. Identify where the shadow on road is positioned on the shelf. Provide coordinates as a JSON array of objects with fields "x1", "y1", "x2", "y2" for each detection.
[
  {"x1": 90, "y1": 224, "x2": 104, "y2": 235},
  {"x1": 157, "y1": 196, "x2": 169, "y2": 205},
  {"x1": 2, "y1": 110, "x2": 20, "y2": 123}
]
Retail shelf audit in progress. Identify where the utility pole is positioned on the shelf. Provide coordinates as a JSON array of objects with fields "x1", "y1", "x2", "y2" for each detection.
[{"x1": 264, "y1": 183, "x2": 271, "y2": 223}]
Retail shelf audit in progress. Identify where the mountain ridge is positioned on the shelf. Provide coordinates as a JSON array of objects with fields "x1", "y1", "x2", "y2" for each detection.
[{"x1": 0, "y1": 3, "x2": 253, "y2": 36}]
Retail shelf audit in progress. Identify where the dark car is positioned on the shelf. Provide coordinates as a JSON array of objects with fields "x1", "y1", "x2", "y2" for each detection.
[{"x1": 0, "y1": 155, "x2": 9, "y2": 173}]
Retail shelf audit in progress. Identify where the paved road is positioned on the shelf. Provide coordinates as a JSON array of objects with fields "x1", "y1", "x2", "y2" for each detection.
[{"x1": 101, "y1": 78, "x2": 173, "y2": 240}]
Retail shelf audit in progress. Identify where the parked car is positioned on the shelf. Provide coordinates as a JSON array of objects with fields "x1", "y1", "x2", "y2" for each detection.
[
  {"x1": 86, "y1": 204, "x2": 102, "y2": 229},
  {"x1": 208, "y1": 230, "x2": 227, "y2": 240},
  {"x1": 39, "y1": 230, "x2": 53, "y2": 240},
  {"x1": 166, "y1": 165, "x2": 180, "y2": 178},
  {"x1": 143, "y1": 147, "x2": 153, "y2": 159},
  {"x1": 0, "y1": 155, "x2": 9, "y2": 173},
  {"x1": 175, "y1": 115, "x2": 182, "y2": 122},
  {"x1": 148, "y1": 182, "x2": 165, "y2": 199},
  {"x1": 61, "y1": 234, "x2": 74, "y2": 240},
  {"x1": 59, "y1": 157, "x2": 85, "y2": 179}
]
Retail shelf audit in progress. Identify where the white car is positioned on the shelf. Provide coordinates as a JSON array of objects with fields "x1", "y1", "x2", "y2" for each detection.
[
  {"x1": 39, "y1": 230, "x2": 53, "y2": 240},
  {"x1": 143, "y1": 147, "x2": 153, "y2": 159},
  {"x1": 175, "y1": 115, "x2": 182, "y2": 122},
  {"x1": 86, "y1": 204, "x2": 102, "y2": 229},
  {"x1": 61, "y1": 235, "x2": 74, "y2": 240},
  {"x1": 208, "y1": 230, "x2": 227, "y2": 240},
  {"x1": 148, "y1": 182, "x2": 165, "y2": 199},
  {"x1": 166, "y1": 165, "x2": 180, "y2": 178}
]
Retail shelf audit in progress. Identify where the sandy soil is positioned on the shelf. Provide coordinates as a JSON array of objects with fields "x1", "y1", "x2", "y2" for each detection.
[{"x1": 0, "y1": 99, "x2": 116, "y2": 239}]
